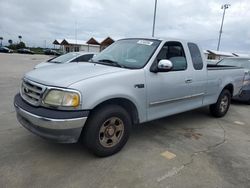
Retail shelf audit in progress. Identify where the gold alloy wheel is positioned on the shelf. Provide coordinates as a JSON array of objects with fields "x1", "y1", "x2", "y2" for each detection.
[
  {"x1": 99, "y1": 117, "x2": 124, "y2": 148},
  {"x1": 220, "y1": 95, "x2": 229, "y2": 113}
]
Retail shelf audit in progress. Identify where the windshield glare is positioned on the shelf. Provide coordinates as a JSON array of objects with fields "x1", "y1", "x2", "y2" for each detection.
[
  {"x1": 50, "y1": 53, "x2": 79, "y2": 63},
  {"x1": 92, "y1": 39, "x2": 161, "y2": 69},
  {"x1": 218, "y1": 58, "x2": 250, "y2": 69}
]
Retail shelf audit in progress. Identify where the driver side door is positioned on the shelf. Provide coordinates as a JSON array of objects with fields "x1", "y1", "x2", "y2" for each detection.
[{"x1": 146, "y1": 41, "x2": 194, "y2": 121}]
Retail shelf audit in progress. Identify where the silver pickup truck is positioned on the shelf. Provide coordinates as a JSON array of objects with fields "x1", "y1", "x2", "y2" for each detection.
[{"x1": 14, "y1": 38, "x2": 244, "y2": 157}]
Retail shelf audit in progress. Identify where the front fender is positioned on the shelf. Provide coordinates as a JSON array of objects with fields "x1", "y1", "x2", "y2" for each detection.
[{"x1": 70, "y1": 69, "x2": 147, "y2": 123}]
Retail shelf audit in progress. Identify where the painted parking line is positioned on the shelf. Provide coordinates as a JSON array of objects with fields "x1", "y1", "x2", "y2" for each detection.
[
  {"x1": 234, "y1": 121, "x2": 245, "y2": 125},
  {"x1": 157, "y1": 166, "x2": 184, "y2": 182},
  {"x1": 161, "y1": 150, "x2": 176, "y2": 160}
]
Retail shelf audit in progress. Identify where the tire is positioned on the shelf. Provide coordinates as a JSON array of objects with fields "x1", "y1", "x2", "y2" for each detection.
[
  {"x1": 210, "y1": 89, "x2": 231, "y2": 118},
  {"x1": 82, "y1": 104, "x2": 132, "y2": 157}
]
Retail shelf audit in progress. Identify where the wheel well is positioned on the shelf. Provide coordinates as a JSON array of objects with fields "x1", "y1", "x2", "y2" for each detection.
[
  {"x1": 224, "y1": 84, "x2": 234, "y2": 96},
  {"x1": 92, "y1": 98, "x2": 139, "y2": 125}
]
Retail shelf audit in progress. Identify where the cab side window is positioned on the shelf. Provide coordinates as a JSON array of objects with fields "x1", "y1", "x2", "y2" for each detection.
[
  {"x1": 156, "y1": 42, "x2": 187, "y2": 71},
  {"x1": 188, "y1": 42, "x2": 203, "y2": 70}
]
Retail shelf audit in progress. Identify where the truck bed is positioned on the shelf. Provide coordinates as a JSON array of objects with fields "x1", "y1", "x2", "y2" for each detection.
[{"x1": 203, "y1": 64, "x2": 245, "y2": 106}]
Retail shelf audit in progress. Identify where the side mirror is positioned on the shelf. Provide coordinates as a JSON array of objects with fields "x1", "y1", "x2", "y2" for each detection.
[{"x1": 157, "y1": 59, "x2": 173, "y2": 71}]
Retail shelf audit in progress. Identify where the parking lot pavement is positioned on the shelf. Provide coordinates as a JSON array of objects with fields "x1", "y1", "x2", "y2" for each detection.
[{"x1": 0, "y1": 53, "x2": 249, "y2": 188}]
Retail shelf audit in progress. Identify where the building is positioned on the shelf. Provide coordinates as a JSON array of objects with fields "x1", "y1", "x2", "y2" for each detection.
[
  {"x1": 203, "y1": 50, "x2": 209, "y2": 60},
  {"x1": 53, "y1": 37, "x2": 115, "y2": 54},
  {"x1": 52, "y1": 39, "x2": 63, "y2": 51},
  {"x1": 60, "y1": 39, "x2": 100, "y2": 53},
  {"x1": 100, "y1": 37, "x2": 115, "y2": 51}
]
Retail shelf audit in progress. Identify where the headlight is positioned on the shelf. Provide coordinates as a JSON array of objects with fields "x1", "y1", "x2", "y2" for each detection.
[{"x1": 43, "y1": 89, "x2": 80, "y2": 107}]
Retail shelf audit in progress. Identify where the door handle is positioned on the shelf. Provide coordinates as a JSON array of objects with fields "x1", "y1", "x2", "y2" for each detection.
[{"x1": 185, "y1": 79, "x2": 193, "y2": 83}]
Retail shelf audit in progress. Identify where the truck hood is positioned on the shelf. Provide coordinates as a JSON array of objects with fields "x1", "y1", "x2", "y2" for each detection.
[{"x1": 25, "y1": 63, "x2": 126, "y2": 87}]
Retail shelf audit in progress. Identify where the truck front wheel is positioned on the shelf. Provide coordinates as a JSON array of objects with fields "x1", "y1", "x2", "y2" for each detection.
[
  {"x1": 210, "y1": 89, "x2": 231, "y2": 117},
  {"x1": 83, "y1": 104, "x2": 132, "y2": 157}
]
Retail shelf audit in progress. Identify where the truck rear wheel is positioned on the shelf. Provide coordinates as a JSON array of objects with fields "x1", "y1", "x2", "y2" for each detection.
[
  {"x1": 210, "y1": 89, "x2": 231, "y2": 117},
  {"x1": 83, "y1": 104, "x2": 132, "y2": 157}
]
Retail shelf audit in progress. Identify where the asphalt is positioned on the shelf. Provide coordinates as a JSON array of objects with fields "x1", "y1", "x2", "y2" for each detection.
[{"x1": 0, "y1": 53, "x2": 249, "y2": 188}]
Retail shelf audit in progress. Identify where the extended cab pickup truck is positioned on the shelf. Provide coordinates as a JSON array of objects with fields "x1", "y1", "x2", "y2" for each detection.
[{"x1": 14, "y1": 38, "x2": 245, "y2": 157}]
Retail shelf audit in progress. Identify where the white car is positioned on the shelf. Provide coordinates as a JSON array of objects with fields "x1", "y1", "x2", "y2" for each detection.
[{"x1": 34, "y1": 52, "x2": 97, "y2": 69}]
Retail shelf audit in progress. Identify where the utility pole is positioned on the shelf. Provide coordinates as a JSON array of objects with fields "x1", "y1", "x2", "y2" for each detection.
[
  {"x1": 152, "y1": 0, "x2": 158, "y2": 37},
  {"x1": 217, "y1": 4, "x2": 230, "y2": 51}
]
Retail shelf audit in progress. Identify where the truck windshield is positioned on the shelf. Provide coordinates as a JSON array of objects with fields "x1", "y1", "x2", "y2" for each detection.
[
  {"x1": 218, "y1": 58, "x2": 250, "y2": 70},
  {"x1": 92, "y1": 39, "x2": 161, "y2": 69}
]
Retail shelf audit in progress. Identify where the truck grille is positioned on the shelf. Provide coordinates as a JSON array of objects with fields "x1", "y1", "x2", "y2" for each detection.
[{"x1": 21, "y1": 79, "x2": 46, "y2": 106}]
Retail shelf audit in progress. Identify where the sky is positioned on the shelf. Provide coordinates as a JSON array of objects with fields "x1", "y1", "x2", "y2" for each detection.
[{"x1": 0, "y1": 0, "x2": 249, "y2": 53}]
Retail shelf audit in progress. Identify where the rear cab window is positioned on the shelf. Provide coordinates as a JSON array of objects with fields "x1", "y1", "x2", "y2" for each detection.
[{"x1": 188, "y1": 42, "x2": 203, "y2": 70}]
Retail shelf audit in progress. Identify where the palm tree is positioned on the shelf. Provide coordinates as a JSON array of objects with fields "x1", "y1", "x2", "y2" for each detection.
[
  {"x1": 18, "y1": 35, "x2": 22, "y2": 42},
  {"x1": 0, "y1": 37, "x2": 3, "y2": 46},
  {"x1": 8, "y1": 39, "x2": 13, "y2": 45}
]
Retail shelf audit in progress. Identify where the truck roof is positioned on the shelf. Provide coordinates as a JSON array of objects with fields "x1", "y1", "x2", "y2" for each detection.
[{"x1": 119, "y1": 37, "x2": 191, "y2": 44}]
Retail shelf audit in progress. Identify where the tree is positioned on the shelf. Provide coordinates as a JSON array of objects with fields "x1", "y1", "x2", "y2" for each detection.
[
  {"x1": 16, "y1": 41, "x2": 26, "y2": 49},
  {"x1": 18, "y1": 35, "x2": 22, "y2": 42},
  {"x1": 0, "y1": 37, "x2": 3, "y2": 46},
  {"x1": 8, "y1": 39, "x2": 13, "y2": 45},
  {"x1": 8, "y1": 39, "x2": 15, "y2": 50}
]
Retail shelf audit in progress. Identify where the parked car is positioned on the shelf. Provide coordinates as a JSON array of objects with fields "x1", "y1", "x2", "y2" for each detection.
[
  {"x1": 17, "y1": 48, "x2": 34, "y2": 54},
  {"x1": 0, "y1": 46, "x2": 13, "y2": 53},
  {"x1": 217, "y1": 57, "x2": 250, "y2": 104},
  {"x1": 34, "y1": 52, "x2": 96, "y2": 69},
  {"x1": 14, "y1": 38, "x2": 245, "y2": 157},
  {"x1": 44, "y1": 49, "x2": 61, "y2": 56}
]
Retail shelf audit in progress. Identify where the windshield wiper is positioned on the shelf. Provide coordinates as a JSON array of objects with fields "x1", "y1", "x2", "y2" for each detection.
[{"x1": 97, "y1": 59, "x2": 126, "y2": 68}]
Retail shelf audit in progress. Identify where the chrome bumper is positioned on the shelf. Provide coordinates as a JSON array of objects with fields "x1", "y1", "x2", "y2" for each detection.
[
  {"x1": 15, "y1": 104, "x2": 87, "y2": 130},
  {"x1": 14, "y1": 93, "x2": 88, "y2": 143}
]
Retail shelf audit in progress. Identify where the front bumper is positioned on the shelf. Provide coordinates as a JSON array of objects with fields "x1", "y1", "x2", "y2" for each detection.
[
  {"x1": 233, "y1": 89, "x2": 250, "y2": 102},
  {"x1": 14, "y1": 94, "x2": 89, "y2": 143}
]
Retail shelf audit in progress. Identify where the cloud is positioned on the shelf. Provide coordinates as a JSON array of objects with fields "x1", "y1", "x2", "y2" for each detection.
[{"x1": 0, "y1": 0, "x2": 249, "y2": 53}]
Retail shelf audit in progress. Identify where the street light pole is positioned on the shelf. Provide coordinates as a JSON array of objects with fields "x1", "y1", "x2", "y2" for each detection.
[
  {"x1": 217, "y1": 4, "x2": 230, "y2": 51},
  {"x1": 152, "y1": 0, "x2": 158, "y2": 37}
]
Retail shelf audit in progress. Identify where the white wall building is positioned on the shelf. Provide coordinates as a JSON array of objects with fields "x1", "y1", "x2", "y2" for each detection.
[
  {"x1": 60, "y1": 39, "x2": 100, "y2": 53},
  {"x1": 52, "y1": 37, "x2": 115, "y2": 54}
]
